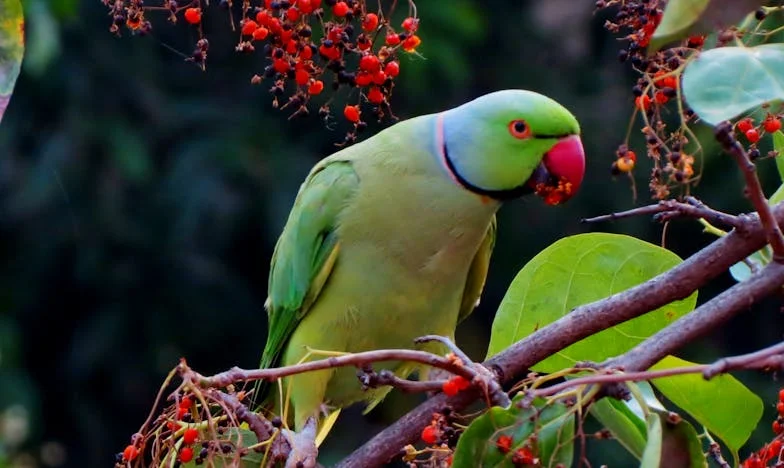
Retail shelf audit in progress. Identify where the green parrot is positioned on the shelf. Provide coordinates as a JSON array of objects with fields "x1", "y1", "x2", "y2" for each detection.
[{"x1": 259, "y1": 89, "x2": 585, "y2": 442}]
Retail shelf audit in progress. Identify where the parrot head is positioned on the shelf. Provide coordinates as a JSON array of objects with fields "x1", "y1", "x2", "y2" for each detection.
[{"x1": 438, "y1": 89, "x2": 585, "y2": 205}]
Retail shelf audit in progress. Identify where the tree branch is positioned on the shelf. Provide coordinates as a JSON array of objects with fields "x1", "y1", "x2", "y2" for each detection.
[{"x1": 336, "y1": 203, "x2": 784, "y2": 468}]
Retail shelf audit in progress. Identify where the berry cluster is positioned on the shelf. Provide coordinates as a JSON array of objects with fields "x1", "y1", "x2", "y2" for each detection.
[
  {"x1": 741, "y1": 389, "x2": 784, "y2": 467},
  {"x1": 102, "y1": 0, "x2": 422, "y2": 145},
  {"x1": 494, "y1": 433, "x2": 539, "y2": 466}
]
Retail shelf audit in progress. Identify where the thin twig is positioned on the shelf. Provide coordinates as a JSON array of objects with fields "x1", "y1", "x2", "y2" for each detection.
[
  {"x1": 359, "y1": 369, "x2": 443, "y2": 394},
  {"x1": 715, "y1": 122, "x2": 784, "y2": 260},
  {"x1": 581, "y1": 198, "x2": 746, "y2": 230}
]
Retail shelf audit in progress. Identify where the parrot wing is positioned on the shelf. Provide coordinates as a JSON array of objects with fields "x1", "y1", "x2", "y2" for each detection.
[
  {"x1": 457, "y1": 215, "x2": 496, "y2": 324},
  {"x1": 260, "y1": 160, "x2": 359, "y2": 371}
]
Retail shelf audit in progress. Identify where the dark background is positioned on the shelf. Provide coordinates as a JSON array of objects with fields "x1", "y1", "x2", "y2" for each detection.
[{"x1": 1, "y1": 1, "x2": 783, "y2": 466}]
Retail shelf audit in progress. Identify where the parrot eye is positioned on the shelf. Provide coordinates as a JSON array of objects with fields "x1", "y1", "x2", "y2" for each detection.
[{"x1": 508, "y1": 120, "x2": 531, "y2": 139}]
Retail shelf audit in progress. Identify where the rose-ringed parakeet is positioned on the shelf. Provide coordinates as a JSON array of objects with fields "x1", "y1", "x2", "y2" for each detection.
[{"x1": 259, "y1": 90, "x2": 585, "y2": 443}]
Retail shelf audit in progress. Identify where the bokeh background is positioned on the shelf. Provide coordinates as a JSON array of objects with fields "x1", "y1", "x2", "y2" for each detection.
[{"x1": 1, "y1": 0, "x2": 783, "y2": 466}]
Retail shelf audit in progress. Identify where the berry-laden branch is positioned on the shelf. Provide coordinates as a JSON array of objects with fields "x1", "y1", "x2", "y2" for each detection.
[
  {"x1": 336, "y1": 203, "x2": 784, "y2": 468},
  {"x1": 714, "y1": 122, "x2": 784, "y2": 261}
]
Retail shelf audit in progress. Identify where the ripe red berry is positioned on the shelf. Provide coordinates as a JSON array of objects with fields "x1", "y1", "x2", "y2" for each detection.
[
  {"x1": 123, "y1": 445, "x2": 139, "y2": 461},
  {"x1": 253, "y1": 27, "x2": 270, "y2": 41},
  {"x1": 308, "y1": 80, "x2": 324, "y2": 95},
  {"x1": 495, "y1": 434, "x2": 513, "y2": 453},
  {"x1": 180, "y1": 446, "x2": 194, "y2": 463},
  {"x1": 295, "y1": 69, "x2": 310, "y2": 86},
  {"x1": 367, "y1": 87, "x2": 384, "y2": 104},
  {"x1": 402, "y1": 35, "x2": 421, "y2": 53},
  {"x1": 286, "y1": 7, "x2": 300, "y2": 21},
  {"x1": 241, "y1": 20, "x2": 259, "y2": 36},
  {"x1": 442, "y1": 378, "x2": 459, "y2": 396},
  {"x1": 635, "y1": 94, "x2": 651, "y2": 112},
  {"x1": 362, "y1": 13, "x2": 379, "y2": 32},
  {"x1": 737, "y1": 118, "x2": 754, "y2": 133},
  {"x1": 177, "y1": 406, "x2": 189, "y2": 420},
  {"x1": 385, "y1": 33, "x2": 401, "y2": 46},
  {"x1": 332, "y1": 1, "x2": 349, "y2": 17},
  {"x1": 401, "y1": 16, "x2": 418, "y2": 32},
  {"x1": 687, "y1": 35, "x2": 705, "y2": 48},
  {"x1": 273, "y1": 58, "x2": 290, "y2": 74},
  {"x1": 359, "y1": 54, "x2": 381, "y2": 72},
  {"x1": 299, "y1": 45, "x2": 313, "y2": 60},
  {"x1": 654, "y1": 91, "x2": 669, "y2": 104},
  {"x1": 184, "y1": 7, "x2": 202, "y2": 25},
  {"x1": 768, "y1": 439, "x2": 782, "y2": 459},
  {"x1": 372, "y1": 70, "x2": 386, "y2": 85},
  {"x1": 179, "y1": 396, "x2": 193, "y2": 409},
  {"x1": 764, "y1": 117, "x2": 782, "y2": 133},
  {"x1": 777, "y1": 401, "x2": 784, "y2": 417},
  {"x1": 452, "y1": 375, "x2": 470, "y2": 390},
  {"x1": 745, "y1": 128, "x2": 760, "y2": 143},
  {"x1": 625, "y1": 150, "x2": 637, "y2": 162},
  {"x1": 343, "y1": 105, "x2": 360, "y2": 123},
  {"x1": 297, "y1": 0, "x2": 313, "y2": 14},
  {"x1": 779, "y1": 389, "x2": 784, "y2": 403},
  {"x1": 512, "y1": 447, "x2": 537, "y2": 465},
  {"x1": 182, "y1": 427, "x2": 198, "y2": 445},
  {"x1": 774, "y1": 420, "x2": 783, "y2": 434},
  {"x1": 355, "y1": 72, "x2": 372, "y2": 87},
  {"x1": 256, "y1": 10, "x2": 271, "y2": 26},
  {"x1": 420, "y1": 425, "x2": 438, "y2": 445},
  {"x1": 384, "y1": 61, "x2": 400, "y2": 77}
]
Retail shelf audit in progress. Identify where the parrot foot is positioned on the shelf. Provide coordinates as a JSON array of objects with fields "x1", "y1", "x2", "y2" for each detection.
[{"x1": 283, "y1": 417, "x2": 319, "y2": 468}]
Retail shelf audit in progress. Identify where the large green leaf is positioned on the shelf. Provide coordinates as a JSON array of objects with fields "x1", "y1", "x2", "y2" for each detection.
[
  {"x1": 649, "y1": 355, "x2": 763, "y2": 460},
  {"x1": 0, "y1": 0, "x2": 23, "y2": 124},
  {"x1": 452, "y1": 395, "x2": 574, "y2": 468},
  {"x1": 589, "y1": 397, "x2": 648, "y2": 459},
  {"x1": 649, "y1": 0, "x2": 764, "y2": 51},
  {"x1": 682, "y1": 44, "x2": 784, "y2": 126},
  {"x1": 486, "y1": 233, "x2": 698, "y2": 372},
  {"x1": 640, "y1": 410, "x2": 707, "y2": 468}
]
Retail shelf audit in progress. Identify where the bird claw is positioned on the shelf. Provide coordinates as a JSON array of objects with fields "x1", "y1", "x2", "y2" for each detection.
[{"x1": 283, "y1": 417, "x2": 319, "y2": 468}]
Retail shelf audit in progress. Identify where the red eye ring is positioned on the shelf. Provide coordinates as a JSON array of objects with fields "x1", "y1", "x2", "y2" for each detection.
[{"x1": 508, "y1": 120, "x2": 531, "y2": 139}]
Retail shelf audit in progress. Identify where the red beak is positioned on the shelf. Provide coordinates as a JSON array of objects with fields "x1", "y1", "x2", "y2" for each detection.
[{"x1": 526, "y1": 135, "x2": 586, "y2": 205}]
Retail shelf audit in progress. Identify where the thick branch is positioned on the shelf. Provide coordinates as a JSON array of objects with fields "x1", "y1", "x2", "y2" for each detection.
[{"x1": 337, "y1": 203, "x2": 784, "y2": 468}]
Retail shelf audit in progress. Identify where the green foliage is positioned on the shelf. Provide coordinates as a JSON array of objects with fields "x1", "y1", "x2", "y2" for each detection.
[
  {"x1": 589, "y1": 396, "x2": 648, "y2": 459},
  {"x1": 682, "y1": 44, "x2": 784, "y2": 126},
  {"x1": 650, "y1": 356, "x2": 763, "y2": 460},
  {"x1": 486, "y1": 233, "x2": 697, "y2": 371},
  {"x1": 452, "y1": 395, "x2": 574, "y2": 468},
  {"x1": 0, "y1": 0, "x2": 23, "y2": 123},
  {"x1": 640, "y1": 410, "x2": 706, "y2": 468}
]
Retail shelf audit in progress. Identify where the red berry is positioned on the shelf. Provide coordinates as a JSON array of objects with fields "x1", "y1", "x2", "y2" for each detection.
[
  {"x1": 745, "y1": 128, "x2": 760, "y2": 143},
  {"x1": 286, "y1": 39, "x2": 299, "y2": 54},
  {"x1": 359, "y1": 54, "x2": 381, "y2": 72},
  {"x1": 654, "y1": 91, "x2": 668, "y2": 104},
  {"x1": 327, "y1": 26, "x2": 343, "y2": 42},
  {"x1": 367, "y1": 87, "x2": 384, "y2": 104},
  {"x1": 286, "y1": 7, "x2": 300, "y2": 21},
  {"x1": 256, "y1": 10, "x2": 271, "y2": 26},
  {"x1": 687, "y1": 35, "x2": 705, "y2": 48},
  {"x1": 308, "y1": 80, "x2": 324, "y2": 95},
  {"x1": 179, "y1": 396, "x2": 193, "y2": 409},
  {"x1": 635, "y1": 94, "x2": 651, "y2": 112},
  {"x1": 332, "y1": 1, "x2": 349, "y2": 17},
  {"x1": 452, "y1": 375, "x2": 470, "y2": 390},
  {"x1": 182, "y1": 427, "x2": 198, "y2": 445},
  {"x1": 166, "y1": 421, "x2": 179, "y2": 432},
  {"x1": 268, "y1": 17, "x2": 282, "y2": 34},
  {"x1": 764, "y1": 117, "x2": 782, "y2": 133},
  {"x1": 297, "y1": 0, "x2": 313, "y2": 14},
  {"x1": 384, "y1": 61, "x2": 400, "y2": 77},
  {"x1": 274, "y1": 58, "x2": 290, "y2": 74},
  {"x1": 777, "y1": 401, "x2": 784, "y2": 417},
  {"x1": 385, "y1": 33, "x2": 401, "y2": 46},
  {"x1": 737, "y1": 118, "x2": 754, "y2": 133},
  {"x1": 625, "y1": 150, "x2": 637, "y2": 162},
  {"x1": 420, "y1": 425, "x2": 438, "y2": 445},
  {"x1": 343, "y1": 105, "x2": 360, "y2": 123},
  {"x1": 774, "y1": 420, "x2": 783, "y2": 434},
  {"x1": 184, "y1": 7, "x2": 202, "y2": 25},
  {"x1": 768, "y1": 439, "x2": 782, "y2": 459},
  {"x1": 241, "y1": 20, "x2": 259, "y2": 36},
  {"x1": 299, "y1": 45, "x2": 313, "y2": 60},
  {"x1": 180, "y1": 446, "x2": 194, "y2": 463},
  {"x1": 318, "y1": 43, "x2": 340, "y2": 61},
  {"x1": 401, "y1": 16, "x2": 418, "y2": 32},
  {"x1": 123, "y1": 445, "x2": 139, "y2": 461},
  {"x1": 512, "y1": 447, "x2": 537, "y2": 465},
  {"x1": 779, "y1": 389, "x2": 784, "y2": 403},
  {"x1": 295, "y1": 68, "x2": 310, "y2": 86},
  {"x1": 372, "y1": 70, "x2": 386, "y2": 85},
  {"x1": 402, "y1": 35, "x2": 421, "y2": 52},
  {"x1": 362, "y1": 13, "x2": 379, "y2": 32},
  {"x1": 495, "y1": 434, "x2": 513, "y2": 454},
  {"x1": 442, "y1": 378, "x2": 459, "y2": 396},
  {"x1": 253, "y1": 27, "x2": 270, "y2": 41},
  {"x1": 355, "y1": 72, "x2": 372, "y2": 87},
  {"x1": 177, "y1": 406, "x2": 188, "y2": 420}
]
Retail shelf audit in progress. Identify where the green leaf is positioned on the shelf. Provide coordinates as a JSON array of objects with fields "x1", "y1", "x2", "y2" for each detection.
[
  {"x1": 0, "y1": 0, "x2": 24, "y2": 124},
  {"x1": 649, "y1": 355, "x2": 763, "y2": 459},
  {"x1": 589, "y1": 397, "x2": 648, "y2": 459},
  {"x1": 640, "y1": 410, "x2": 707, "y2": 468},
  {"x1": 452, "y1": 396, "x2": 574, "y2": 468},
  {"x1": 682, "y1": 44, "x2": 784, "y2": 126},
  {"x1": 649, "y1": 0, "x2": 709, "y2": 52},
  {"x1": 486, "y1": 233, "x2": 698, "y2": 372},
  {"x1": 649, "y1": 0, "x2": 764, "y2": 52},
  {"x1": 774, "y1": 130, "x2": 784, "y2": 184}
]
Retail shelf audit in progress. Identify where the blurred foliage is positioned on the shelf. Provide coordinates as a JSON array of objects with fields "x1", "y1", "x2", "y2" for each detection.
[{"x1": 1, "y1": 1, "x2": 783, "y2": 467}]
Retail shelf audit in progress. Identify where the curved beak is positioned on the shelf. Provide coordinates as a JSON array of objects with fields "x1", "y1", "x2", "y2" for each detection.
[{"x1": 525, "y1": 135, "x2": 586, "y2": 205}]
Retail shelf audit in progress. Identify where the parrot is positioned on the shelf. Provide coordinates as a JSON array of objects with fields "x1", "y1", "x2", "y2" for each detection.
[{"x1": 258, "y1": 89, "x2": 585, "y2": 459}]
